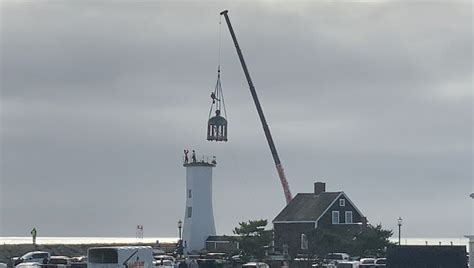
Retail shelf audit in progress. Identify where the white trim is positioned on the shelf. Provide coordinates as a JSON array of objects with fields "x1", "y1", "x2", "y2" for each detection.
[
  {"x1": 340, "y1": 192, "x2": 365, "y2": 218},
  {"x1": 339, "y1": 199, "x2": 345, "y2": 206},
  {"x1": 315, "y1": 192, "x2": 365, "y2": 224},
  {"x1": 315, "y1": 192, "x2": 344, "y2": 223}
]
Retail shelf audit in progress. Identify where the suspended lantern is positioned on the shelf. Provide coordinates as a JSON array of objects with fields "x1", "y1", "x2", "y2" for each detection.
[{"x1": 207, "y1": 67, "x2": 228, "y2": 142}]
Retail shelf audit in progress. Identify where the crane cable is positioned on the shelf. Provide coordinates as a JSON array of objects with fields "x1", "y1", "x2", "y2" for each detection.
[
  {"x1": 218, "y1": 15, "x2": 228, "y2": 119},
  {"x1": 208, "y1": 16, "x2": 227, "y2": 120},
  {"x1": 216, "y1": 15, "x2": 222, "y2": 112},
  {"x1": 218, "y1": 15, "x2": 222, "y2": 74}
]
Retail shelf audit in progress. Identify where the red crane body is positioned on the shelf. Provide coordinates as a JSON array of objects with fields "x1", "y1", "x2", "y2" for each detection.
[{"x1": 220, "y1": 10, "x2": 293, "y2": 204}]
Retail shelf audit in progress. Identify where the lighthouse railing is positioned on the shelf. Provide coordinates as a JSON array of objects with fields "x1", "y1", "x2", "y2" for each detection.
[{"x1": 182, "y1": 154, "x2": 217, "y2": 165}]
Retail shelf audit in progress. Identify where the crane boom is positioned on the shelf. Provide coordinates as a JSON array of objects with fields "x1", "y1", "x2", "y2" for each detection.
[{"x1": 220, "y1": 10, "x2": 293, "y2": 204}]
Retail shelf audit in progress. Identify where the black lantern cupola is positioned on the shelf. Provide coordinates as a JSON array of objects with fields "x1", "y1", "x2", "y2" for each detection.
[{"x1": 207, "y1": 67, "x2": 228, "y2": 142}]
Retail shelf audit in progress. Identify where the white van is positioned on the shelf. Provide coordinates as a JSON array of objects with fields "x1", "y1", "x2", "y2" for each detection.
[{"x1": 87, "y1": 246, "x2": 154, "y2": 268}]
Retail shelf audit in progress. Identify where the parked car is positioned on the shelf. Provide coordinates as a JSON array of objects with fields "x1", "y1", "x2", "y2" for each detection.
[
  {"x1": 359, "y1": 258, "x2": 376, "y2": 267},
  {"x1": 15, "y1": 252, "x2": 50, "y2": 266},
  {"x1": 15, "y1": 263, "x2": 43, "y2": 268},
  {"x1": 242, "y1": 262, "x2": 270, "y2": 268},
  {"x1": 325, "y1": 253, "x2": 350, "y2": 264},
  {"x1": 204, "y1": 253, "x2": 228, "y2": 265},
  {"x1": 231, "y1": 255, "x2": 243, "y2": 262},
  {"x1": 70, "y1": 257, "x2": 86, "y2": 263},
  {"x1": 70, "y1": 256, "x2": 87, "y2": 268},
  {"x1": 374, "y1": 258, "x2": 386, "y2": 267},
  {"x1": 153, "y1": 255, "x2": 175, "y2": 268},
  {"x1": 46, "y1": 256, "x2": 71, "y2": 268},
  {"x1": 336, "y1": 261, "x2": 359, "y2": 268},
  {"x1": 154, "y1": 260, "x2": 174, "y2": 268}
]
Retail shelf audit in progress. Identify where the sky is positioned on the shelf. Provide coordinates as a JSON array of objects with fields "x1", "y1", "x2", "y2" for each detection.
[{"x1": 0, "y1": 1, "x2": 472, "y2": 239}]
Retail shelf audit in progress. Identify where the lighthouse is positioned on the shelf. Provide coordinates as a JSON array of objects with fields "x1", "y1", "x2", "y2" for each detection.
[{"x1": 182, "y1": 154, "x2": 217, "y2": 252}]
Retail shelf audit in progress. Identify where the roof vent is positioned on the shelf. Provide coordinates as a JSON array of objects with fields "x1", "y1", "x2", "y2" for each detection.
[{"x1": 314, "y1": 182, "x2": 326, "y2": 195}]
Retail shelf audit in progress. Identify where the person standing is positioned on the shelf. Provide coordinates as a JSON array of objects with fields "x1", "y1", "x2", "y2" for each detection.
[
  {"x1": 31, "y1": 227, "x2": 37, "y2": 245},
  {"x1": 184, "y1": 149, "x2": 189, "y2": 164},
  {"x1": 191, "y1": 150, "x2": 196, "y2": 163}
]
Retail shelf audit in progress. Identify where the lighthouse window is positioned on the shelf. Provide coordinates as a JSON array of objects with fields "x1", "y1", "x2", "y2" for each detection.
[
  {"x1": 187, "y1": 207, "x2": 192, "y2": 218},
  {"x1": 188, "y1": 189, "x2": 192, "y2": 198}
]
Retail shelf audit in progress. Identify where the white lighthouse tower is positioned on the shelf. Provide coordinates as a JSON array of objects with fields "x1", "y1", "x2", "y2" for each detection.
[{"x1": 182, "y1": 154, "x2": 216, "y2": 252}]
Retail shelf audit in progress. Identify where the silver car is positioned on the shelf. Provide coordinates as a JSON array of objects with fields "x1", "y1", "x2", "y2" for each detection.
[{"x1": 15, "y1": 251, "x2": 50, "y2": 266}]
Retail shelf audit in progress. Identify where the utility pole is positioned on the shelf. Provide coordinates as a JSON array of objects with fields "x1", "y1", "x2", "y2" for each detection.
[{"x1": 397, "y1": 217, "x2": 403, "y2": 245}]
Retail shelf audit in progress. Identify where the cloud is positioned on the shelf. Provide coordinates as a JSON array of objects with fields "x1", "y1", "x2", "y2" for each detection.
[{"x1": 1, "y1": 1, "x2": 472, "y2": 237}]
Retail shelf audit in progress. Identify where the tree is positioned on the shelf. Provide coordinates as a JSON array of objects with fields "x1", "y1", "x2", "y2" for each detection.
[
  {"x1": 351, "y1": 224, "x2": 393, "y2": 256},
  {"x1": 233, "y1": 219, "x2": 273, "y2": 260},
  {"x1": 308, "y1": 224, "x2": 394, "y2": 258}
]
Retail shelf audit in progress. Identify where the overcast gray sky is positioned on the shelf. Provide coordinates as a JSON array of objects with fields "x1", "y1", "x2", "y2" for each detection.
[{"x1": 1, "y1": 0, "x2": 472, "y2": 239}]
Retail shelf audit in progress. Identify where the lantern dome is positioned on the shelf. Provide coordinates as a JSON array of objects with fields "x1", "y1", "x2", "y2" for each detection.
[
  {"x1": 207, "y1": 110, "x2": 227, "y2": 141},
  {"x1": 206, "y1": 67, "x2": 228, "y2": 142}
]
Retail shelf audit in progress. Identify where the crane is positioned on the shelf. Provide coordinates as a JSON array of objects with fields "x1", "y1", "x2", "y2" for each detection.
[{"x1": 220, "y1": 10, "x2": 293, "y2": 204}]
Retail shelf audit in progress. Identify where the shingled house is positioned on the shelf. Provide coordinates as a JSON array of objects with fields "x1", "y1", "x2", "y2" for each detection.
[{"x1": 273, "y1": 182, "x2": 366, "y2": 256}]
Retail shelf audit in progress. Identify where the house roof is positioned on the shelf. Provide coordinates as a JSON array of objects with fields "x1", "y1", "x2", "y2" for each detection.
[{"x1": 273, "y1": 192, "x2": 343, "y2": 222}]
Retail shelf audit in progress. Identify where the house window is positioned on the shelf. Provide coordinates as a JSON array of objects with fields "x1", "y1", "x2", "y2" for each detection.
[
  {"x1": 187, "y1": 207, "x2": 192, "y2": 218},
  {"x1": 345, "y1": 211, "x2": 353, "y2": 224},
  {"x1": 301, "y1": 234, "x2": 308, "y2": 250},
  {"x1": 188, "y1": 189, "x2": 192, "y2": 198},
  {"x1": 332, "y1": 211, "x2": 340, "y2": 224},
  {"x1": 339, "y1": 199, "x2": 345, "y2": 206}
]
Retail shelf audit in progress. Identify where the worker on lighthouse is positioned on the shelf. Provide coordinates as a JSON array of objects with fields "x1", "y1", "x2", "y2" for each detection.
[{"x1": 184, "y1": 149, "x2": 189, "y2": 164}]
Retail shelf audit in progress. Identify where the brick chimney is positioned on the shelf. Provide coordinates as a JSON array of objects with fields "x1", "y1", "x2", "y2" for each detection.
[
  {"x1": 362, "y1": 217, "x2": 368, "y2": 226},
  {"x1": 314, "y1": 182, "x2": 326, "y2": 195}
]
